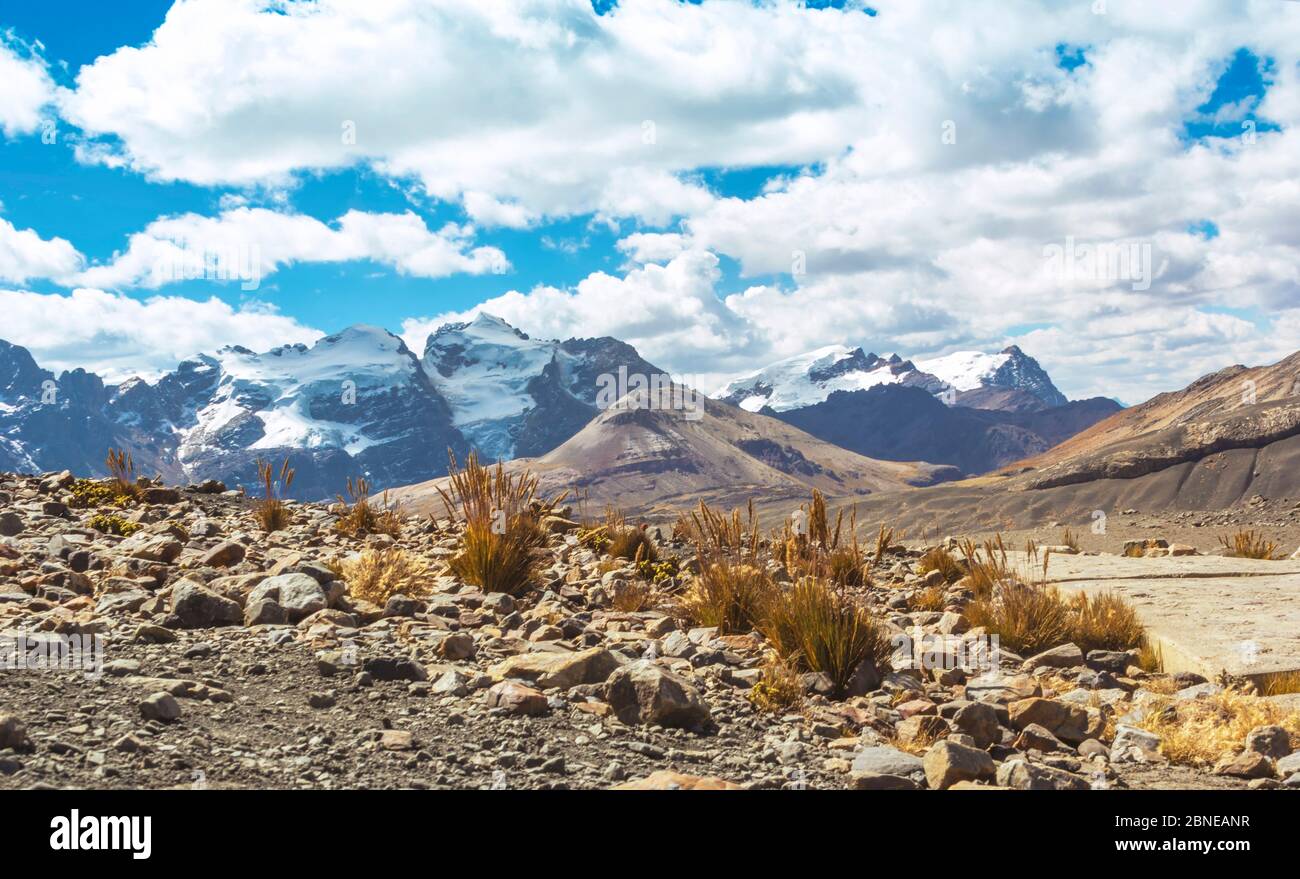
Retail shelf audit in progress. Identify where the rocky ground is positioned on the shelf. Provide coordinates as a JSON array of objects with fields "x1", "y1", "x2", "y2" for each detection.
[{"x1": 1, "y1": 470, "x2": 1297, "y2": 790}]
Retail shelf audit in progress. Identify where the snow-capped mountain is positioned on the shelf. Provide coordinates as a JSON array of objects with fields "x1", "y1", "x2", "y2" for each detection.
[
  {"x1": 717, "y1": 343, "x2": 1067, "y2": 413},
  {"x1": 0, "y1": 315, "x2": 664, "y2": 498},
  {"x1": 420, "y1": 312, "x2": 662, "y2": 461},
  {"x1": 716, "y1": 346, "x2": 941, "y2": 413},
  {"x1": 916, "y1": 345, "x2": 1068, "y2": 409}
]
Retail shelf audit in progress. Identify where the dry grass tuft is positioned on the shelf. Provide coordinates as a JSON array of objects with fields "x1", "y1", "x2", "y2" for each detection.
[
  {"x1": 342, "y1": 547, "x2": 429, "y2": 605},
  {"x1": 679, "y1": 562, "x2": 774, "y2": 634},
  {"x1": 253, "y1": 457, "x2": 295, "y2": 532},
  {"x1": 1067, "y1": 591, "x2": 1146, "y2": 653},
  {"x1": 1061, "y1": 527, "x2": 1080, "y2": 551},
  {"x1": 1259, "y1": 671, "x2": 1300, "y2": 697},
  {"x1": 438, "y1": 451, "x2": 563, "y2": 597},
  {"x1": 965, "y1": 581, "x2": 1075, "y2": 656},
  {"x1": 917, "y1": 546, "x2": 963, "y2": 584},
  {"x1": 912, "y1": 585, "x2": 948, "y2": 612},
  {"x1": 105, "y1": 447, "x2": 142, "y2": 502},
  {"x1": 610, "y1": 577, "x2": 656, "y2": 612},
  {"x1": 334, "y1": 477, "x2": 403, "y2": 538},
  {"x1": 1137, "y1": 687, "x2": 1300, "y2": 766},
  {"x1": 757, "y1": 577, "x2": 890, "y2": 698},
  {"x1": 1219, "y1": 529, "x2": 1283, "y2": 560},
  {"x1": 747, "y1": 656, "x2": 804, "y2": 713}
]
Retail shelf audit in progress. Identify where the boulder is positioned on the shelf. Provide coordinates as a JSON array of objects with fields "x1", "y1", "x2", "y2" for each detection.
[
  {"x1": 1244, "y1": 725, "x2": 1291, "y2": 759},
  {"x1": 604, "y1": 660, "x2": 711, "y2": 729},
  {"x1": 486, "y1": 681, "x2": 549, "y2": 716},
  {"x1": 1023, "y1": 643, "x2": 1084, "y2": 671},
  {"x1": 997, "y1": 760, "x2": 1091, "y2": 790},
  {"x1": 923, "y1": 740, "x2": 995, "y2": 790},
  {"x1": 248, "y1": 573, "x2": 327, "y2": 622},
  {"x1": 200, "y1": 541, "x2": 246, "y2": 568},
  {"x1": 1008, "y1": 697, "x2": 1090, "y2": 744},
  {"x1": 951, "y1": 701, "x2": 1001, "y2": 749},
  {"x1": 169, "y1": 580, "x2": 242, "y2": 628},
  {"x1": 489, "y1": 646, "x2": 622, "y2": 690}
]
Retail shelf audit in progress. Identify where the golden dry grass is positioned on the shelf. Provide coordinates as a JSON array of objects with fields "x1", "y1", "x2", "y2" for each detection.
[
  {"x1": 342, "y1": 547, "x2": 430, "y2": 605},
  {"x1": 1218, "y1": 529, "x2": 1283, "y2": 560},
  {"x1": 1136, "y1": 687, "x2": 1300, "y2": 766},
  {"x1": 747, "y1": 656, "x2": 804, "y2": 713},
  {"x1": 1067, "y1": 591, "x2": 1146, "y2": 653},
  {"x1": 439, "y1": 451, "x2": 562, "y2": 596},
  {"x1": 679, "y1": 562, "x2": 774, "y2": 634},
  {"x1": 911, "y1": 584, "x2": 948, "y2": 612},
  {"x1": 334, "y1": 477, "x2": 403, "y2": 538},
  {"x1": 253, "y1": 457, "x2": 295, "y2": 532},
  {"x1": 757, "y1": 576, "x2": 890, "y2": 697},
  {"x1": 916, "y1": 546, "x2": 963, "y2": 584},
  {"x1": 1259, "y1": 671, "x2": 1300, "y2": 697}
]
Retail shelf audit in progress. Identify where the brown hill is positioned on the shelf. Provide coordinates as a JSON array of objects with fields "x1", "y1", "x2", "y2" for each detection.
[
  {"x1": 392, "y1": 387, "x2": 959, "y2": 520},
  {"x1": 841, "y1": 352, "x2": 1300, "y2": 535}
]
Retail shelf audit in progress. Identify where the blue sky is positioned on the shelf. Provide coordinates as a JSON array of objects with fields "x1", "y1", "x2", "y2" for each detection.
[{"x1": 0, "y1": 1, "x2": 1297, "y2": 405}]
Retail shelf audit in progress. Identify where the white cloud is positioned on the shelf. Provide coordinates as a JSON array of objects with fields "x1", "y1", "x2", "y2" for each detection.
[
  {"x1": 0, "y1": 33, "x2": 54, "y2": 137},
  {"x1": 32, "y1": 0, "x2": 1300, "y2": 401},
  {"x1": 0, "y1": 216, "x2": 83, "y2": 284},
  {"x1": 56, "y1": 0, "x2": 904, "y2": 224},
  {"x1": 0, "y1": 287, "x2": 323, "y2": 381},
  {"x1": 73, "y1": 207, "x2": 508, "y2": 289}
]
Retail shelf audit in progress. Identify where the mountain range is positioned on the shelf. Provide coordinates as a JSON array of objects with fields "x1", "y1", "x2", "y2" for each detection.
[
  {"x1": 716, "y1": 343, "x2": 1119, "y2": 474},
  {"x1": 0, "y1": 314, "x2": 1111, "y2": 502}
]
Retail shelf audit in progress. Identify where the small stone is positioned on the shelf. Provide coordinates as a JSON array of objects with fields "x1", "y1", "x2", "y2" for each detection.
[
  {"x1": 923, "y1": 740, "x2": 995, "y2": 790},
  {"x1": 139, "y1": 692, "x2": 181, "y2": 723},
  {"x1": 611, "y1": 770, "x2": 741, "y2": 790},
  {"x1": 1244, "y1": 725, "x2": 1291, "y2": 759},
  {"x1": 308, "y1": 692, "x2": 336, "y2": 709},
  {"x1": 997, "y1": 759, "x2": 1091, "y2": 790},
  {"x1": 1014, "y1": 722, "x2": 1068, "y2": 752},
  {"x1": 200, "y1": 540, "x2": 246, "y2": 568},
  {"x1": 439, "y1": 632, "x2": 476, "y2": 660},
  {"x1": 0, "y1": 714, "x2": 33, "y2": 751},
  {"x1": 486, "y1": 681, "x2": 549, "y2": 716},
  {"x1": 1214, "y1": 751, "x2": 1273, "y2": 779},
  {"x1": 379, "y1": 729, "x2": 416, "y2": 751}
]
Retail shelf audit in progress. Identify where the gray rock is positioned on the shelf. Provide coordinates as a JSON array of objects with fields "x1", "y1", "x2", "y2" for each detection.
[
  {"x1": 243, "y1": 597, "x2": 288, "y2": 626},
  {"x1": 139, "y1": 692, "x2": 181, "y2": 723},
  {"x1": 169, "y1": 580, "x2": 242, "y2": 628},
  {"x1": 200, "y1": 540, "x2": 245, "y2": 568},
  {"x1": 1111, "y1": 724, "x2": 1163, "y2": 764},
  {"x1": 1024, "y1": 643, "x2": 1084, "y2": 670},
  {"x1": 951, "y1": 701, "x2": 1001, "y2": 749},
  {"x1": 604, "y1": 660, "x2": 711, "y2": 729},
  {"x1": 997, "y1": 759, "x2": 1091, "y2": 790},
  {"x1": 0, "y1": 511, "x2": 23, "y2": 536},
  {"x1": 248, "y1": 573, "x2": 327, "y2": 622},
  {"x1": 1244, "y1": 724, "x2": 1291, "y2": 759},
  {"x1": 850, "y1": 746, "x2": 924, "y2": 779}
]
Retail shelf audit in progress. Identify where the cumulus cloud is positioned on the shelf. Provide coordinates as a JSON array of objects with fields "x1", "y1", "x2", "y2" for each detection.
[
  {"x1": 33, "y1": 0, "x2": 1300, "y2": 401},
  {"x1": 55, "y1": 0, "x2": 898, "y2": 224},
  {"x1": 0, "y1": 287, "x2": 323, "y2": 381},
  {"x1": 0, "y1": 33, "x2": 54, "y2": 137},
  {"x1": 0, "y1": 216, "x2": 83, "y2": 284},
  {"x1": 73, "y1": 207, "x2": 508, "y2": 289}
]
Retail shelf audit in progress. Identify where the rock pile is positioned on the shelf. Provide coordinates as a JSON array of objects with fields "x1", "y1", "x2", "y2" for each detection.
[{"x1": 0, "y1": 470, "x2": 1296, "y2": 790}]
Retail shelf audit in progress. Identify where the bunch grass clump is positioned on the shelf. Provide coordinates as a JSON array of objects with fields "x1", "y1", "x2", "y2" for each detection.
[
  {"x1": 757, "y1": 576, "x2": 890, "y2": 698},
  {"x1": 253, "y1": 457, "x2": 295, "y2": 532},
  {"x1": 438, "y1": 451, "x2": 563, "y2": 597},
  {"x1": 1067, "y1": 590, "x2": 1146, "y2": 653},
  {"x1": 334, "y1": 476, "x2": 403, "y2": 538},
  {"x1": 105, "y1": 448, "x2": 142, "y2": 503},
  {"x1": 342, "y1": 547, "x2": 429, "y2": 605},
  {"x1": 916, "y1": 546, "x2": 963, "y2": 584},
  {"x1": 778, "y1": 491, "x2": 868, "y2": 587},
  {"x1": 1219, "y1": 529, "x2": 1283, "y2": 560},
  {"x1": 1137, "y1": 687, "x2": 1300, "y2": 766},
  {"x1": 747, "y1": 656, "x2": 804, "y2": 713},
  {"x1": 680, "y1": 562, "x2": 774, "y2": 634}
]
